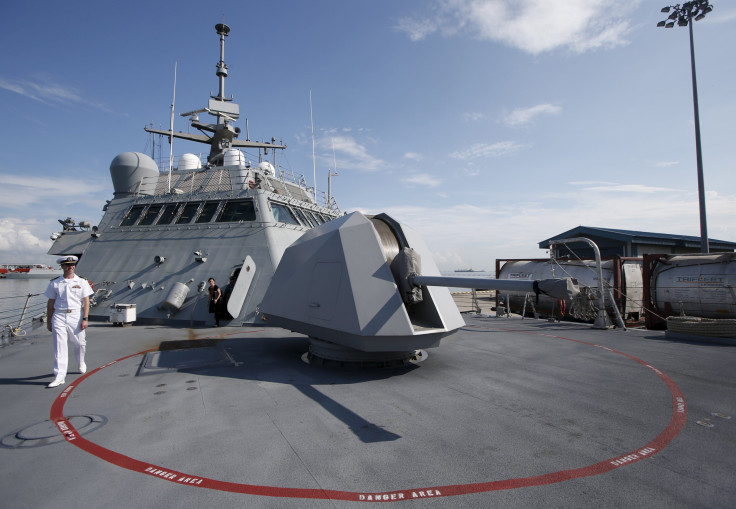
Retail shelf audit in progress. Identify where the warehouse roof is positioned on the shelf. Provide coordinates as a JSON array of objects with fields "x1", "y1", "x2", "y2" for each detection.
[{"x1": 539, "y1": 226, "x2": 736, "y2": 256}]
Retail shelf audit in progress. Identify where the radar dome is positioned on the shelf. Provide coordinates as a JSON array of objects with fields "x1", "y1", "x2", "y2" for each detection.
[
  {"x1": 224, "y1": 148, "x2": 246, "y2": 167},
  {"x1": 257, "y1": 161, "x2": 275, "y2": 175},
  {"x1": 178, "y1": 153, "x2": 202, "y2": 171},
  {"x1": 110, "y1": 152, "x2": 159, "y2": 196}
]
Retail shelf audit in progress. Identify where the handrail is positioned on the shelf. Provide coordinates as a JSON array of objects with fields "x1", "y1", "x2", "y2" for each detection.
[
  {"x1": 549, "y1": 237, "x2": 626, "y2": 329},
  {"x1": 0, "y1": 293, "x2": 46, "y2": 345}
]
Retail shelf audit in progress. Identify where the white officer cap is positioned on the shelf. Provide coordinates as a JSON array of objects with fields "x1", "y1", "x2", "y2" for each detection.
[{"x1": 57, "y1": 255, "x2": 79, "y2": 265}]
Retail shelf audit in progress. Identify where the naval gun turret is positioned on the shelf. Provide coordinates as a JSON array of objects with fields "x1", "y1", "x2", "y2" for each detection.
[{"x1": 261, "y1": 212, "x2": 579, "y2": 366}]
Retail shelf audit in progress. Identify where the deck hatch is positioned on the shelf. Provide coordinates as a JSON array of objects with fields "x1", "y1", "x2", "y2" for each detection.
[{"x1": 136, "y1": 339, "x2": 236, "y2": 376}]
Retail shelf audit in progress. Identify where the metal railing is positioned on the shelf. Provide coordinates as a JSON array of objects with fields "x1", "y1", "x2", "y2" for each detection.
[
  {"x1": 140, "y1": 162, "x2": 337, "y2": 207},
  {"x1": 0, "y1": 293, "x2": 47, "y2": 346}
]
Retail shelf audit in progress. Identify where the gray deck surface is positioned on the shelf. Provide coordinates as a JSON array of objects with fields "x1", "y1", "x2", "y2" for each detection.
[{"x1": 1, "y1": 314, "x2": 734, "y2": 508}]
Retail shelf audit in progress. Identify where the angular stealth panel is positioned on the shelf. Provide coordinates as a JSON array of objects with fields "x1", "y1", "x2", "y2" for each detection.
[{"x1": 261, "y1": 212, "x2": 463, "y2": 353}]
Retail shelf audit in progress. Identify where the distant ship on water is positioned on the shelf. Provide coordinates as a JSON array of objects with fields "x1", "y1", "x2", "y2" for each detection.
[{"x1": 0, "y1": 264, "x2": 62, "y2": 279}]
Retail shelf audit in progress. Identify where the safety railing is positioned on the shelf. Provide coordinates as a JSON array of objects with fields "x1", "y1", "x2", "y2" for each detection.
[{"x1": 0, "y1": 293, "x2": 47, "y2": 346}]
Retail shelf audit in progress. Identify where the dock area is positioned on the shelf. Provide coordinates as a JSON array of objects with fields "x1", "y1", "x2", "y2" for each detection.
[{"x1": 451, "y1": 290, "x2": 496, "y2": 314}]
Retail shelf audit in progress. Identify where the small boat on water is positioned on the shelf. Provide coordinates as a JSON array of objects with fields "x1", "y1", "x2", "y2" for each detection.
[
  {"x1": 454, "y1": 268, "x2": 482, "y2": 272},
  {"x1": 2, "y1": 264, "x2": 62, "y2": 279}
]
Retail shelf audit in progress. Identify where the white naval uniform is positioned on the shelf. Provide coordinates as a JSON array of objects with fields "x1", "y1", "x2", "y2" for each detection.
[{"x1": 44, "y1": 274, "x2": 94, "y2": 380}]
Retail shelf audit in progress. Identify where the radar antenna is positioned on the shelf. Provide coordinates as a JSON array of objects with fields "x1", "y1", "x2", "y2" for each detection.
[
  {"x1": 167, "y1": 62, "x2": 177, "y2": 193},
  {"x1": 144, "y1": 23, "x2": 286, "y2": 165},
  {"x1": 214, "y1": 23, "x2": 230, "y2": 102}
]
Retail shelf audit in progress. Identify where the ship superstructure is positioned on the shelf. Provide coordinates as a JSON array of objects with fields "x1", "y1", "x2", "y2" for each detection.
[{"x1": 47, "y1": 24, "x2": 340, "y2": 326}]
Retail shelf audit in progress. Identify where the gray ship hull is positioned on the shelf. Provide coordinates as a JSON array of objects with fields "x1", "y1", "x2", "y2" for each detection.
[
  {"x1": 46, "y1": 24, "x2": 341, "y2": 328},
  {"x1": 48, "y1": 173, "x2": 336, "y2": 327}
]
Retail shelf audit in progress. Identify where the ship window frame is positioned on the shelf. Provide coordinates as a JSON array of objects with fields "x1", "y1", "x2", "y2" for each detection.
[
  {"x1": 270, "y1": 201, "x2": 301, "y2": 226},
  {"x1": 176, "y1": 202, "x2": 201, "y2": 224},
  {"x1": 293, "y1": 207, "x2": 314, "y2": 228},
  {"x1": 156, "y1": 203, "x2": 180, "y2": 225},
  {"x1": 215, "y1": 199, "x2": 256, "y2": 223},
  {"x1": 195, "y1": 201, "x2": 221, "y2": 224},
  {"x1": 306, "y1": 210, "x2": 324, "y2": 225},
  {"x1": 120, "y1": 204, "x2": 147, "y2": 227},
  {"x1": 137, "y1": 204, "x2": 163, "y2": 226}
]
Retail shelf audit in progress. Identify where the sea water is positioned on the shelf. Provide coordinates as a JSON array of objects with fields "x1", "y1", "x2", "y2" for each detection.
[{"x1": 0, "y1": 278, "x2": 51, "y2": 330}]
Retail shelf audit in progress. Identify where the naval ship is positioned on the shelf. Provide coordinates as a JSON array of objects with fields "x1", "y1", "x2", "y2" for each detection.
[
  {"x1": 47, "y1": 23, "x2": 341, "y2": 327},
  {"x1": 2, "y1": 23, "x2": 734, "y2": 508}
]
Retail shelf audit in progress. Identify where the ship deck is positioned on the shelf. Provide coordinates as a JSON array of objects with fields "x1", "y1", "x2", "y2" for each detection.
[{"x1": 1, "y1": 313, "x2": 734, "y2": 508}]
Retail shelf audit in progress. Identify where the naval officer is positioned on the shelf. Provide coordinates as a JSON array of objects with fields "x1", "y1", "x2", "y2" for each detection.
[{"x1": 44, "y1": 256, "x2": 94, "y2": 388}]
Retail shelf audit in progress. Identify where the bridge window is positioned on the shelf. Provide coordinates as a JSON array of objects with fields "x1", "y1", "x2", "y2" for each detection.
[
  {"x1": 120, "y1": 205, "x2": 146, "y2": 226},
  {"x1": 216, "y1": 200, "x2": 256, "y2": 222},
  {"x1": 176, "y1": 203, "x2": 200, "y2": 224},
  {"x1": 293, "y1": 208, "x2": 314, "y2": 228},
  {"x1": 138, "y1": 204, "x2": 162, "y2": 226},
  {"x1": 306, "y1": 210, "x2": 324, "y2": 225},
  {"x1": 270, "y1": 202, "x2": 300, "y2": 226},
  {"x1": 156, "y1": 203, "x2": 179, "y2": 225},
  {"x1": 195, "y1": 201, "x2": 220, "y2": 223}
]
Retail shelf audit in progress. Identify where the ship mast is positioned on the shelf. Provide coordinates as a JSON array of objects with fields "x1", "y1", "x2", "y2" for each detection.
[
  {"x1": 144, "y1": 23, "x2": 287, "y2": 168},
  {"x1": 167, "y1": 62, "x2": 177, "y2": 193},
  {"x1": 214, "y1": 23, "x2": 229, "y2": 103}
]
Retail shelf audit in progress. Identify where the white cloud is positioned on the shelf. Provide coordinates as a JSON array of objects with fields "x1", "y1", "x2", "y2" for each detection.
[
  {"x1": 393, "y1": 17, "x2": 438, "y2": 41},
  {"x1": 503, "y1": 104, "x2": 562, "y2": 126},
  {"x1": 318, "y1": 135, "x2": 385, "y2": 172},
  {"x1": 0, "y1": 76, "x2": 110, "y2": 111},
  {"x1": 578, "y1": 183, "x2": 678, "y2": 194},
  {"x1": 0, "y1": 218, "x2": 52, "y2": 260},
  {"x1": 404, "y1": 152, "x2": 423, "y2": 161},
  {"x1": 358, "y1": 184, "x2": 736, "y2": 270},
  {"x1": 449, "y1": 140, "x2": 526, "y2": 160},
  {"x1": 654, "y1": 160, "x2": 679, "y2": 168},
  {"x1": 397, "y1": 0, "x2": 641, "y2": 55},
  {"x1": 0, "y1": 172, "x2": 107, "y2": 207},
  {"x1": 0, "y1": 170, "x2": 109, "y2": 262},
  {"x1": 401, "y1": 173, "x2": 442, "y2": 187}
]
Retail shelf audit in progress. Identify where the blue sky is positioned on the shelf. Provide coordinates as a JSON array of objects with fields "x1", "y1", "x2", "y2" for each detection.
[{"x1": 1, "y1": 0, "x2": 735, "y2": 270}]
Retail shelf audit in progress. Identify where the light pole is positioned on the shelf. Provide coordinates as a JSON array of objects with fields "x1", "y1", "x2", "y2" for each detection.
[{"x1": 658, "y1": 1, "x2": 714, "y2": 254}]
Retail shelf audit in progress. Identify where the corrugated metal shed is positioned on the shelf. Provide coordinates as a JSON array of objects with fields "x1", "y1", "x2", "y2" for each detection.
[{"x1": 539, "y1": 226, "x2": 736, "y2": 258}]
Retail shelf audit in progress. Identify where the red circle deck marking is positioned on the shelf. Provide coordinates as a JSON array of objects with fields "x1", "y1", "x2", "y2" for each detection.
[{"x1": 50, "y1": 329, "x2": 687, "y2": 502}]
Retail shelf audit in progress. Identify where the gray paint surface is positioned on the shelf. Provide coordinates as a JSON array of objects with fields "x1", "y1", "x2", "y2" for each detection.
[{"x1": 1, "y1": 316, "x2": 734, "y2": 507}]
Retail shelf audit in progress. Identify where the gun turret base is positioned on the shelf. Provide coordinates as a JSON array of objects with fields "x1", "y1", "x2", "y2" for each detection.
[{"x1": 302, "y1": 338, "x2": 428, "y2": 369}]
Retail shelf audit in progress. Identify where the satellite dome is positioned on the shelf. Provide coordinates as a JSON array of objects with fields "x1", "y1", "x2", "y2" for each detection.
[
  {"x1": 224, "y1": 148, "x2": 246, "y2": 167},
  {"x1": 257, "y1": 161, "x2": 275, "y2": 175},
  {"x1": 178, "y1": 153, "x2": 202, "y2": 171},
  {"x1": 109, "y1": 152, "x2": 159, "y2": 196}
]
